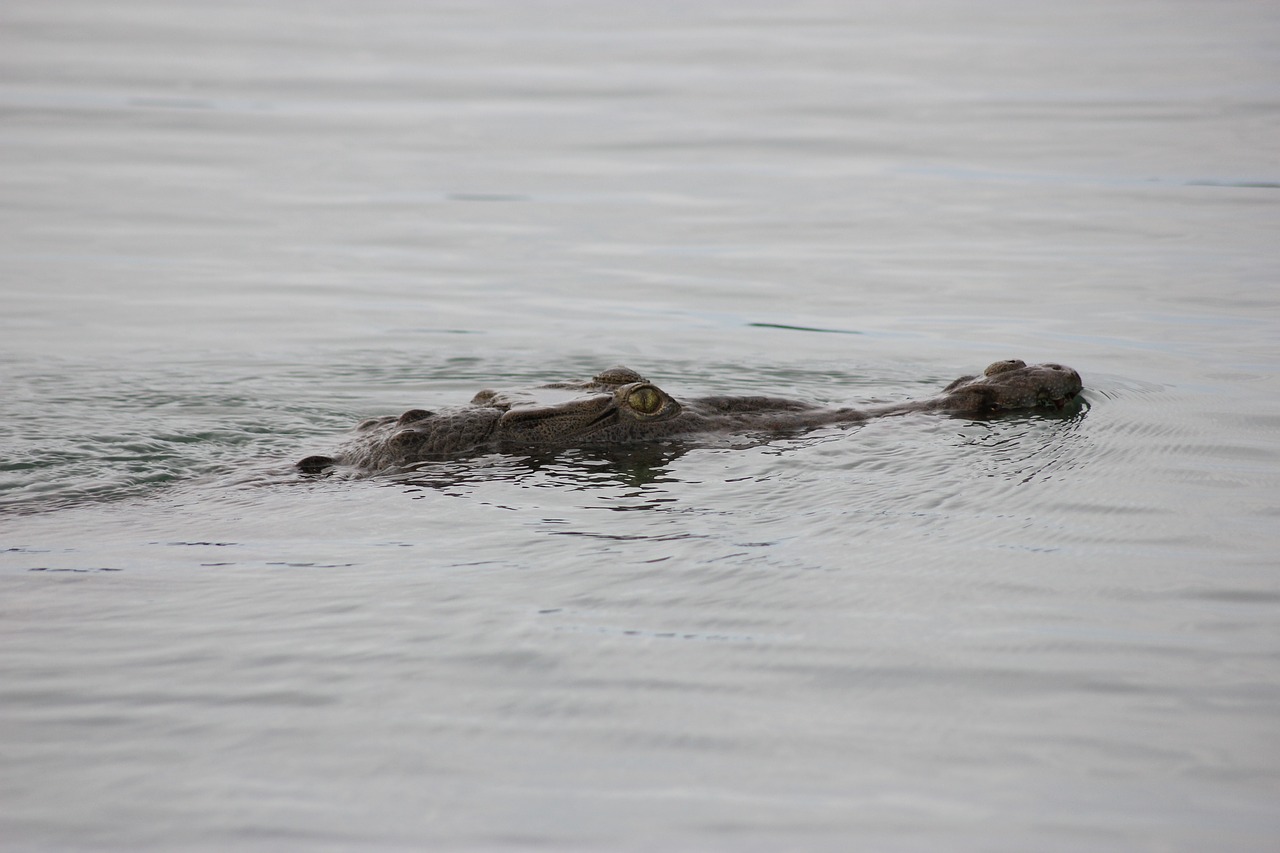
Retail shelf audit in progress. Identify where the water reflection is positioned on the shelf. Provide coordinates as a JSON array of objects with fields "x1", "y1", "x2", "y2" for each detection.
[
  {"x1": 392, "y1": 442, "x2": 690, "y2": 493},
  {"x1": 948, "y1": 406, "x2": 1091, "y2": 485}
]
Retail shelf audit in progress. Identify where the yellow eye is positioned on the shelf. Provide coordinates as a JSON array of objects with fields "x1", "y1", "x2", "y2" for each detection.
[{"x1": 627, "y1": 386, "x2": 663, "y2": 415}]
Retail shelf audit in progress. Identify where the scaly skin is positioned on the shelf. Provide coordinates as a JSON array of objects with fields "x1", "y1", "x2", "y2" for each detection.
[{"x1": 298, "y1": 360, "x2": 1083, "y2": 473}]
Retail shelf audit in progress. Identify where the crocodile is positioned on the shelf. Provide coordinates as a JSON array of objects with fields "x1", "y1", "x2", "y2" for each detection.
[{"x1": 297, "y1": 359, "x2": 1082, "y2": 474}]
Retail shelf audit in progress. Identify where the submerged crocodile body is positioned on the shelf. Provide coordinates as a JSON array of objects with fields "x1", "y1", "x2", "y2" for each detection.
[{"x1": 298, "y1": 359, "x2": 1082, "y2": 474}]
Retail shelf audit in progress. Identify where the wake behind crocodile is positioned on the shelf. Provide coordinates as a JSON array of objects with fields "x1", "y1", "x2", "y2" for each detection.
[{"x1": 298, "y1": 359, "x2": 1083, "y2": 475}]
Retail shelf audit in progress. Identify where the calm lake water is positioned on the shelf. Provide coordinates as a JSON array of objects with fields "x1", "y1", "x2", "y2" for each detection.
[{"x1": 3, "y1": 1, "x2": 1279, "y2": 850}]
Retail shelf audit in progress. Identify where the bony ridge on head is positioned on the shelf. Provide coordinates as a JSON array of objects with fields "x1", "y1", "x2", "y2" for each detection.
[{"x1": 594, "y1": 366, "x2": 648, "y2": 386}]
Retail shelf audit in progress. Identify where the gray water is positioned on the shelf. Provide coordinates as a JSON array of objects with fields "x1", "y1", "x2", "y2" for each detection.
[{"x1": 3, "y1": 1, "x2": 1279, "y2": 850}]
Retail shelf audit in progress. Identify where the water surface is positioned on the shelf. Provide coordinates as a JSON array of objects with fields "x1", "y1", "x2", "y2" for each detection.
[{"x1": 2, "y1": 1, "x2": 1279, "y2": 850}]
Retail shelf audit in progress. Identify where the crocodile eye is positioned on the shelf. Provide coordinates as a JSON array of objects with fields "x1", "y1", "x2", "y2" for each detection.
[{"x1": 627, "y1": 385, "x2": 664, "y2": 415}]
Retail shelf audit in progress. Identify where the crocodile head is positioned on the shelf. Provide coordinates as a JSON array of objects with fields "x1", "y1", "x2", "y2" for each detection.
[{"x1": 298, "y1": 360, "x2": 1085, "y2": 473}]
